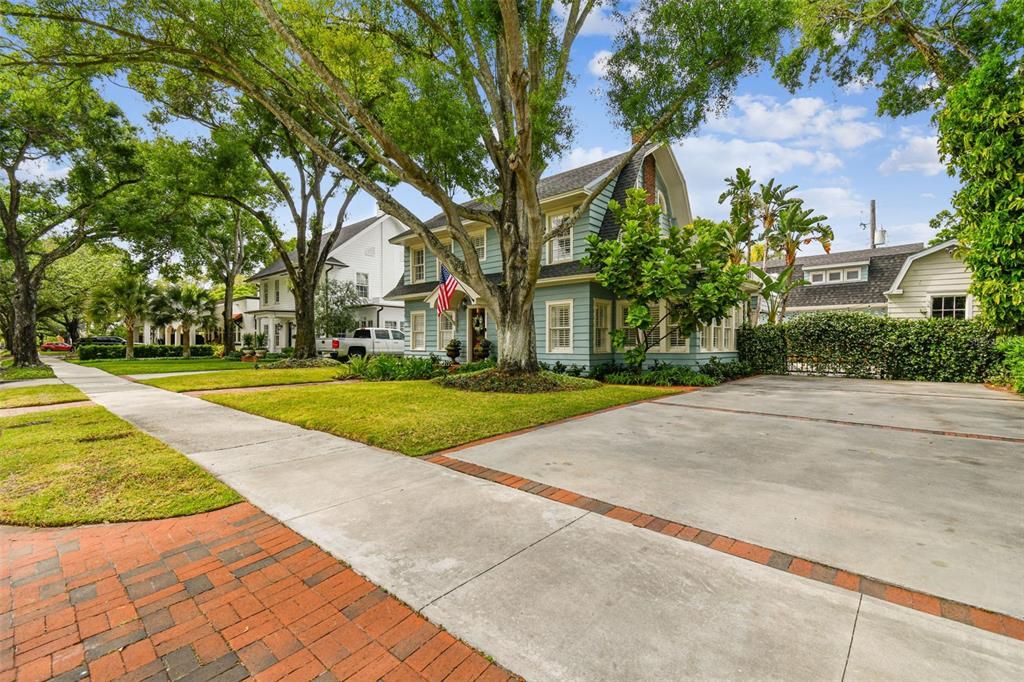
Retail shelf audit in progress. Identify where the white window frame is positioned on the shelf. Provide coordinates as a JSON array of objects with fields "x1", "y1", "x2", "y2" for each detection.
[
  {"x1": 700, "y1": 307, "x2": 742, "y2": 352},
  {"x1": 646, "y1": 301, "x2": 662, "y2": 353},
  {"x1": 355, "y1": 272, "x2": 369, "y2": 298},
  {"x1": 929, "y1": 293, "x2": 970, "y2": 319},
  {"x1": 437, "y1": 311, "x2": 456, "y2": 350},
  {"x1": 618, "y1": 299, "x2": 637, "y2": 348},
  {"x1": 470, "y1": 232, "x2": 486, "y2": 262},
  {"x1": 593, "y1": 299, "x2": 611, "y2": 353},
  {"x1": 262, "y1": 283, "x2": 268, "y2": 304},
  {"x1": 807, "y1": 264, "x2": 867, "y2": 285},
  {"x1": 845, "y1": 268, "x2": 861, "y2": 281},
  {"x1": 666, "y1": 309, "x2": 688, "y2": 351},
  {"x1": 547, "y1": 212, "x2": 573, "y2": 263},
  {"x1": 546, "y1": 300, "x2": 573, "y2": 354},
  {"x1": 411, "y1": 247, "x2": 426, "y2": 283},
  {"x1": 410, "y1": 311, "x2": 426, "y2": 350},
  {"x1": 274, "y1": 279, "x2": 280, "y2": 303}
]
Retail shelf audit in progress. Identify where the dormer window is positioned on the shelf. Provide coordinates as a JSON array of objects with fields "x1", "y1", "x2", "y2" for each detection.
[
  {"x1": 548, "y1": 212, "x2": 574, "y2": 263},
  {"x1": 411, "y1": 247, "x2": 425, "y2": 282},
  {"x1": 806, "y1": 264, "x2": 867, "y2": 285}
]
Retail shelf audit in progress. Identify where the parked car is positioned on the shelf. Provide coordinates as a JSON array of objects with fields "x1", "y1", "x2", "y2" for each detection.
[
  {"x1": 317, "y1": 328, "x2": 405, "y2": 359},
  {"x1": 78, "y1": 336, "x2": 127, "y2": 346},
  {"x1": 40, "y1": 341, "x2": 72, "y2": 352}
]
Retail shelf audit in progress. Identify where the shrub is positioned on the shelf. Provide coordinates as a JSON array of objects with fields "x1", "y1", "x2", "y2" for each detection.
[
  {"x1": 604, "y1": 366, "x2": 718, "y2": 387},
  {"x1": 347, "y1": 355, "x2": 443, "y2": 381},
  {"x1": 453, "y1": 358, "x2": 497, "y2": 374},
  {"x1": 209, "y1": 343, "x2": 224, "y2": 358},
  {"x1": 737, "y1": 323, "x2": 786, "y2": 374},
  {"x1": 588, "y1": 362, "x2": 630, "y2": 381},
  {"x1": 261, "y1": 357, "x2": 342, "y2": 369},
  {"x1": 698, "y1": 357, "x2": 753, "y2": 381},
  {"x1": 434, "y1": 369, "x2": 600, "y2": 393},
  {"x1": 995, "y1": 336, "x2": 1024, "y2": 394},
  {"x1": 78, "y1": 344, "x2": 216, "y2": 360},
  {"x1": 737, "y1": 312, "x2": 1003, "y2": 382}
]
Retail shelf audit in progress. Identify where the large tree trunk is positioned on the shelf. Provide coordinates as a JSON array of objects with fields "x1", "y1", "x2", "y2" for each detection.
[
  {"x1": 181, "y1": 325, "x2": 192, "y2": 358},
  {"x1": 494, "y1": 253, "x2": 539, "y2": 373},
  {"x1": 11, "y1": 266, "x2": 41, "y2": 367},
  {"x1": 222, "y1": 278, "x2": 235, "y2": 353},
  {"x1": 292, "y1": 283, "x2": 316, "y2": 359}
]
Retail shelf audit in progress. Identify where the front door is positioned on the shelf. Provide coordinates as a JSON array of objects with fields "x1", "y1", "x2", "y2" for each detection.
[{"x1": 468, "y1": 308, "x2": 488, "y2": 361}]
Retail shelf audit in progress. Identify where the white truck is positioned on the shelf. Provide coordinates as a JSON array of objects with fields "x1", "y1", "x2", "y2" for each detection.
[{"x1": 316, "y1": 328, "x2": 406, "y2": 359}]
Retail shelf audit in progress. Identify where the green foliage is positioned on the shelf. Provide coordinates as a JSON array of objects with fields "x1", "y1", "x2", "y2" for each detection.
[
  {"x1": 938, "y1": 51, "x2": 1024, "y2": 333},
  {"x1": 584, "y1": 188, "x2": 749, "y2": 369},
  {"x1": 260, "y1": 357, "x2": 341, "y2": 369},
  {"x1": 352, "y1": 355, "x2": 440, "y2": 382},
  {"x1": 78, "y1": 344, "x2": 215, "y2": 361},
  {"x1": 698, "y1": 357, "x2": 753, "y2": 381},
  {"x1": 737, "y1": 311, "x2": 1003, "y2": 382},
  {"x1": 314, "y1": 280, "x2": 362, "y2": 337},
  {"x1": 603, "y1": 366, "x2": 718, "y2": 387},
  {"x1": 775, "y1": 0, "x2": 1018, "y2": 117},
  {"x1": 737, "y1": 323, "x2": 787, "y2": 374},
  {"x1": 434, "y1": 369, "x2": 600, "y2": 394},
  {"x1": 995, "y1": 337, "x2": 1024, "y2": 394}
]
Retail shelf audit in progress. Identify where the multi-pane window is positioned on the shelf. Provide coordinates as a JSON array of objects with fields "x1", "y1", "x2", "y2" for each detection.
[
  {"x1": 931, "y1": 295, "x2": 967, "y2": 319},
  {"x1": 384, "y1": 320, "x2": 398, "y2": 329},
  {"x1": 438, "y1": 312, "x2": 456, "y2": 349},
  {"x1": 593, "y1": 300, "x2": 611, "y2": 352},
  {"x1": 262, "y1": 283, "x2": 268, "y2": 304},
  {"x1": 699, "y1": 307, "x2": 741, "y2": 352},
  {"x1": 547, "y1": 302, "x2": 572, "y2": 353},
  {"x1": 618, "y1": 301, "x2": 637, "y2": 347},
  {"x1": 274, "y1": 279, "x2": 280, "y2": 303},
  {"x1": 667, "y1": 317, "x2": 687, "y2": 350},
  {"x1": 646, "y1": 302, "x2": 661, "y2": 351},
  {"x1": 548, "y1": 213, "x2": 573, "y2": 263},
  {"x1": 411, "y1": 248, "x2": 425, "y2": 282},
  {"x1": 355, "y1": 272, "x2": 369, "y2": 298},
  {"x1": 808, "y1": 266, "x2": 866, "y2": 285},
  {"x1": 471, "y1": 233, "x2": 486, "y2": 261},
  {"x1": 410, "y1": 312, "x2": 426, "y2": 350}
]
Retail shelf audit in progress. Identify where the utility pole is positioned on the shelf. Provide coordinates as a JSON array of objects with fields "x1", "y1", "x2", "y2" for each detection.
[{"x1": 869, "y1": 199, "x2": 877, "y2": 248}]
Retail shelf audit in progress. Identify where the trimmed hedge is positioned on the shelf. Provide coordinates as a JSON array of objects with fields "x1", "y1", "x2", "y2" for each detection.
[
  {"x1": 738, "y1": 312, "x2": 1002, "y2": 383},
  {"x1": 78, "y1": 344, "x2": 215, "y2": 360},
  {"x1": 997, "y1": 336, "x2": 1024, "y2": 394}
]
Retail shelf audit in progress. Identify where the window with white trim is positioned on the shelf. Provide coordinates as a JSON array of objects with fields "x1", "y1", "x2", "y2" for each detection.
[
  {"x1": 593, "y1": 300, "x2": 611, "y2": 352},
  {"x1": 411, "y1": 248, "x2": 425, "y2": 282},
  {"x1": 699, "y1": 307, "x2": 742, "y2": 352},
  {"x1": 471, "y1": 233, "x2": 486, "y2": 261},
  {"x1": 931, "y1": 295, "x2": 967, "y2": 319},
  {"x1": 355, "y1": 272, "x2": 369, "y2": 298},
  {"x1": 437, "y1": 311, "x2": 456, "y2": 349},
  {"x1": 646, "y1": 301, "x2": 661, "y2": 352},
  {"x1": 384, "y1": 320, "x2": 398, "y2": 329},
  {"x1": 262, "y1": 283, "x2": 268, "y2": 304},
  {"x1": 274, "y1": 279, "x2": 280, "y2": 303},
  {"x1": 807, "y1": 266, "x2": 866, "y2": 285},
  {"x1": 667, "y1": 315, "x2": 688, "y2": 350},
  {"x1": 548, "y1": 213, "x2": 573, "y2": 263},
  {"x1": 618, "y1": 300, "x2": 637, "y2": 347},
  {"x1": 547, "y1": 301, "x2": 573, "y2": 353},
  {"x1": 410, "y1": 312, "x2": 426, "y2": 350}
]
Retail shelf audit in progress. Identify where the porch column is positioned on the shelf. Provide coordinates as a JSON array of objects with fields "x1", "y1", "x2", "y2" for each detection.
[{"x1": 268, "y1": 316, "x2": 277, "y2": 351}]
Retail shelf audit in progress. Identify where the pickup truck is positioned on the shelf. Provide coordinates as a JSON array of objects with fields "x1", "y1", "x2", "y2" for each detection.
[{"x1": 317, "y1": 328, "x2": 406, "y2": 359}]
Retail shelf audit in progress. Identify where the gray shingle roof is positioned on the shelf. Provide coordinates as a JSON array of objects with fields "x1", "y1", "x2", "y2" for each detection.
[
  {"x1": 766, "y1": 242, "x2": 923, "y2": 308},
  {"x1": 249, "y1": 215, "x2": 381, "y2": 280}
]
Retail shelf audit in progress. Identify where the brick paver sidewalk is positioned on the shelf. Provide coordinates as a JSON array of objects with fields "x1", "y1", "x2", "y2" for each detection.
[{"x1": 1, "y1": 503, "x2": 514, "y2": 682}]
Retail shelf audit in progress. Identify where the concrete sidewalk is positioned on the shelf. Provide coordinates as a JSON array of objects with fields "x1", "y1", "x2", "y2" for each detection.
[{"x1": 48, "y1": 360, "x2": 1024, "y2": 681}]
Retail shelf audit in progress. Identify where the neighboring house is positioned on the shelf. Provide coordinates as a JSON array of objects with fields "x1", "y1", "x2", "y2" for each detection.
[
  {"x1": 247, "y1": 213, "x2": 407, "y2": 351},
  {"x1": 208, "y1": 297, "x2": 260, "y2": 346},
  {"x1": 885, "y1": 240, "x2": 975, "y2": 319},
  {"x1": 385, "y1": 144, "x2": 748, "y2": 369},
  {"x1": 763, "y1": 239, "x2": 975, "y2": 319}
]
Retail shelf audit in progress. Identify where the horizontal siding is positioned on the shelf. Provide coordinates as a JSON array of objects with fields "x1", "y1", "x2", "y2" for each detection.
[
  {"x1": 534, "y1": 283, "x2": 592, "y2": 367},
  {"x1": 888, "y1": 251, "x2": 973, "y2": 319}
]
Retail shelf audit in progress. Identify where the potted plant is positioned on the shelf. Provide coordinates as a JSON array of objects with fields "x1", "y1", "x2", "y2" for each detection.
[
  {"x1": 473, "y1": 336, "x2": 492, "y2": 362},
  {"x1": 254, "y1": 331, "x2": 268, "y2": 359},
  {"x1": 240, "y1": 333, "x2": 256, "y2": 362},
  {"x1": 445, "y1": 337, "x2": 462, "y2": 366}
]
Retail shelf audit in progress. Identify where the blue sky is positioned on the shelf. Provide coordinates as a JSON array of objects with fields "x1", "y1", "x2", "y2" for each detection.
[{"x1": 98, "y1": 7, "x2": 956, "y2": 257}]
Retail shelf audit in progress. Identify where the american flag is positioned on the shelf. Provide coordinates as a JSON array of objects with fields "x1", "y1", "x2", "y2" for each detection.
[{"x1": 437, "y1": 264, "x2": 459, "y2": 315}]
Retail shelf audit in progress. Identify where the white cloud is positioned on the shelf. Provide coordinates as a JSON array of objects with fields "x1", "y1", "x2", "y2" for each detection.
[
  {"x1": 879, "y1": 135, "x2": 943, "y2": 176},
  {"x1": 557, "y1": 145, "x2": 623, "y2": 172},
  {"x1": 841, "y1": 76, "x2": 873, "y2": 94},
  {"x1": 587, "y1": 50, "x2": 612, "y2": 78},
  {"x1": 16, "y1": 158, "x2": 70, "y2": 183},
  {"x1": 705, "y1": 95, "x2": 883, "y2": 150},
  {"x1": 883, "y1": 222, "x2": 934, "y2": 246},
  {"x1": 799, "y1": 187, "x2": 866, "y2": 220},
  {"x1": 672, "y1": 136, "x2": 842, "y2": 217}
]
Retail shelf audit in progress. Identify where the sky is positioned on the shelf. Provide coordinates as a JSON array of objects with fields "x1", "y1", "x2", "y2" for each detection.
[{"x1": 96, "y1": 5, "x2": 957, "y2": 258}]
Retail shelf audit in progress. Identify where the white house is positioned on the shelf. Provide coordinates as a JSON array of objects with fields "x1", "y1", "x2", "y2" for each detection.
[
  {"x1": 247, "y1": 213, "x2": 407, "y2": 351},
  {"x1": 885, "y1": 240, "x2": 976, "y2": 319}
]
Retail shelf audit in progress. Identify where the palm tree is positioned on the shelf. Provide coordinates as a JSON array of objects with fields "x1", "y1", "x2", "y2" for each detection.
[
  {"x1": 152, "y1": 283, "x2": 215, "y2": 358},
  {"x1": 718, "y1": 167, "x2": 758, "y2": 267},
  {"x1": 88, "y1": 272, "x2": 154, "y2": 360},
  {"x1": 755, "y1": 179, "x2": 799, "y2": 269},
  {"x1": 769, "y1": 202, "x2": 834, "y2": 319}
]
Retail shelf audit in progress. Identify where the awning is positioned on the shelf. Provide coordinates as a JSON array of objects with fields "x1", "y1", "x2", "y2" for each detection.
[{"x1": 424, "y1": 279, "x2": 480, "y2": 310}]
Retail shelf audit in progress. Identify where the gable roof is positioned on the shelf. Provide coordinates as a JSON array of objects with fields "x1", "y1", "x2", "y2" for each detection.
[
  {"x1": 248, "y1": 215, "x2": 383, "y2": 280},
  {"x1": 885, "y1": 239, "x2": 958, "y2": 295},
  {"x1": 394, "y1": 145, "x2": 658, "y2": 237},
  {"x1": 765, "y1": 242, "x2": 924, "y2": 309}
]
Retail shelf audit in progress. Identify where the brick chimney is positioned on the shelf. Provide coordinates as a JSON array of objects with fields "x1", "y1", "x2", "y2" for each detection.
[{"x1": 642, "y1": 154, "x2": 656, "y2": 204}]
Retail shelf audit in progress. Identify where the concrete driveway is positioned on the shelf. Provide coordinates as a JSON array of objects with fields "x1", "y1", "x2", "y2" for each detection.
[{"x1": 454, "y1": 376, "x2": 1024, "y2": 619}]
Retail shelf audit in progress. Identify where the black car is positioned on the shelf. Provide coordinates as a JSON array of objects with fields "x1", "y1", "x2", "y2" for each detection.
[{"x1": 78, "y1": 336, "x2": 127, "y2": 346}]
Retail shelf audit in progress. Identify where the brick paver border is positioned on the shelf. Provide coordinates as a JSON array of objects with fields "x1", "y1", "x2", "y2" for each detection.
[
  {"x1": 424, "y1": 454, "x2": 1024, "y2": 642},
  {"x1": 1, "y1": 503, "x2": 516, "y2": 682}
]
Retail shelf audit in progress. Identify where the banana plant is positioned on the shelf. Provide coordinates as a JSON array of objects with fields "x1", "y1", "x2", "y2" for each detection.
[{"x1": 750, "y1": 265, "x2": 807, "y2": 324}]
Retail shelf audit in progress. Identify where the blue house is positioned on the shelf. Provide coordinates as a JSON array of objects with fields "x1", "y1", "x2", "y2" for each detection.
[{"x1": 384, "y1": 144, "x2": 744, "y2": 370}]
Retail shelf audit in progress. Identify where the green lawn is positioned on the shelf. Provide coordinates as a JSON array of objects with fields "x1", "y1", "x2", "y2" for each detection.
[
  {"x1": 0, "y1": 406, "x2": 240, "y2": 526},
  {"x1": 204, "y1": 381, "x2": 679, "y2": 456},
  {"x1": 140, "y1": 366, "x2": 344, "y2": 392},
  {"x1": 78, "y1": 357, "x2": 251, "y2": 376},
  {"x1": 0, "y1": 384, "x2": 87, "y2": 409},
  {"x1": 0, "y1": 358, "x2": 55, "y2": 383}
]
